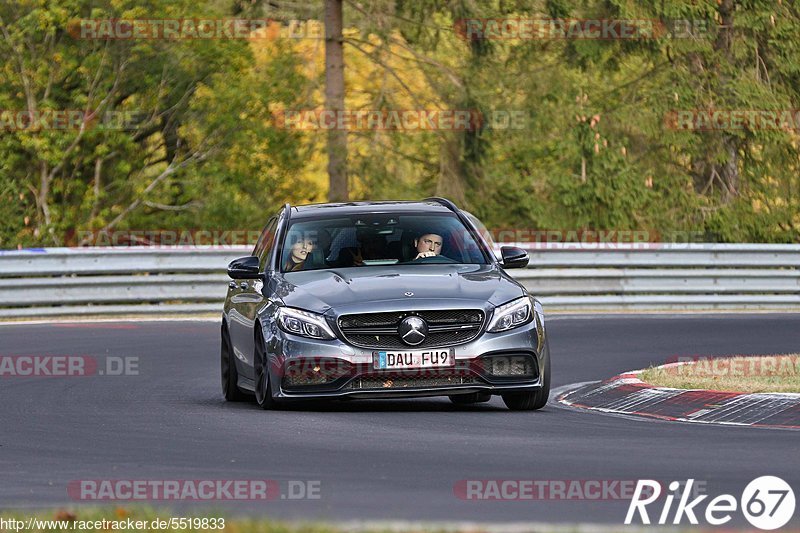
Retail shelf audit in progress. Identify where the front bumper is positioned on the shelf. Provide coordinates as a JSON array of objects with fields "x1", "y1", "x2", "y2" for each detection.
[{"x1": 264, "y1": 319, "x2": 543, "y2": 400}]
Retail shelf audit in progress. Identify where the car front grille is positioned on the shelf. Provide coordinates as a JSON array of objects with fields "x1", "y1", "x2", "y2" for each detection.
[
  {"x1": 338, "y1": 309, "x2": 484, "y2": 349},
  {"x1": 348, "y1": 374, "x2": 477, "y2": 390}
]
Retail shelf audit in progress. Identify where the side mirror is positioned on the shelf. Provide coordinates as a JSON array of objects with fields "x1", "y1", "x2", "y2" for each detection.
[
  {"x1": 500, "y1": 246, "x2": 529, "y2": 269},
  {"x1": 227, "y1": 256, "x2": 261, "y2": 279}
]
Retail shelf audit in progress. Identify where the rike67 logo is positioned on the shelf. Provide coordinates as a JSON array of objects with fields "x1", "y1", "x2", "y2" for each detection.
[{"x1": 626, "y1": 476, "x2": 795, "y2": 530}]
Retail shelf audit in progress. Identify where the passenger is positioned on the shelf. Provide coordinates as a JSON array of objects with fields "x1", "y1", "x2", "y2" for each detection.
[
  {"x1": 413, "y1": 233, "x2": 443, "y2": 260},
  {"x1": 283, "y1": 233, "x2": 316, "y2": 271}
]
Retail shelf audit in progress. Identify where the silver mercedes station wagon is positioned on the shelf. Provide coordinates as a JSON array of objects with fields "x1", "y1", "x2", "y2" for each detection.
[{"x1": 221, "y1": 198, "x2": 550, "y2": 410}]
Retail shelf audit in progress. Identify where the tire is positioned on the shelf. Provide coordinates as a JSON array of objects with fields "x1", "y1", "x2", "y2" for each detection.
[
  {"x1": 221, "y1": 324, "x2": 247, "y2": 402},
  {"x1": 449, "y1": 392, "x2": 491, "y2": 405},
  {"x1": 253, "y1": 327, "x2": 280, "y2": 410},
  {"x1": 502, "y1": 338, "x2": 551, "y2": 411}
]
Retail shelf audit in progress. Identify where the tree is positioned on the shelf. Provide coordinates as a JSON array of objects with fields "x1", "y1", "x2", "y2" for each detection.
[
  {"x1": 324, "y1": 0, "x2": 348, "y2": 201},
  {"x1": 0, "y1": 0, "x2": 308, "y2": 248}
]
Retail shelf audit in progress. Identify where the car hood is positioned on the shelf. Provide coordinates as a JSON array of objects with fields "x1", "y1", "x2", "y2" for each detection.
[{"x1": 272, "y1": 264, "x2": 525, "y2": 315}]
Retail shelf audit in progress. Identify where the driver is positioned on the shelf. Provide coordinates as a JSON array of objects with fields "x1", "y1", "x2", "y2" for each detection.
[{"x1": 413, "y1": 233, "x2": 443, "y2": 260}]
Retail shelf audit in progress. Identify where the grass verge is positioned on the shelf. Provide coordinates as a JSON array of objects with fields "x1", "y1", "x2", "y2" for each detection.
[
  {"x1": 640, "y1": 355, "x2": 800, "y2": 393},
  {"x1": 0, "y1": 507, "x2": 706, "y2": 533}
]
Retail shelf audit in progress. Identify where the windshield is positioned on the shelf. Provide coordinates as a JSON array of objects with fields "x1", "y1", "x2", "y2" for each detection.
[
  {"x1": 463, "y1": 211, "x2": 498, "y2": 256},
  {"x1": 280, "y1": 213, "x2": 490, "y2": 272}
]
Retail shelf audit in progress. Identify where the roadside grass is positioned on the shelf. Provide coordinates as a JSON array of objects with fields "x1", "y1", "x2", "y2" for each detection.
[
  {"x1": 640, "y1": 354, "x2": 800, "y2": 393},
  {"x1": 0, "y1": 507, "x2": 708, "y2": 533}
]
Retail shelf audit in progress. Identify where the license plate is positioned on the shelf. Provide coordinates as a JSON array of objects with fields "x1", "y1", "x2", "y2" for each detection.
[{"x1": 373, "y1": 349, "x2": 454, "y2": 370}]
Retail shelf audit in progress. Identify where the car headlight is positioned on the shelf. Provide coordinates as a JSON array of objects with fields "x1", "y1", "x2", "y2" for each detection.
[
  {"x1": 487, "y1": 296, "x2": 532, "y2": 333},
  {"x1": 276, "y1": 307, "x2": 336, "y2": 340}
]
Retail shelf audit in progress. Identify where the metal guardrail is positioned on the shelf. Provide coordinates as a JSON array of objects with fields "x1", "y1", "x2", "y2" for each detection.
[
  {"x1": 514, "y1": 243, "x2": 800, "y2": 310},
  {"x1": 0, "y1": 244, "x2": 798, "y2": 317}
]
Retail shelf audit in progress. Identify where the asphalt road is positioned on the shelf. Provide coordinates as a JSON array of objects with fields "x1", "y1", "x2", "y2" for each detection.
[{"x1": 1, "y1": 314, "x2": 799, "y2": 527}]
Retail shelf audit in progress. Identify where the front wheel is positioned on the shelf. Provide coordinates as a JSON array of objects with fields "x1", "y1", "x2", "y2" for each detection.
[
  {"x1": 502, "y1": 339, "x2": 551, "y2": 411},
  {"x1": 253, "y1": 328, "x2": 280, "y2": 410},
  {"x1": 221, "y1": 325, "x2": 247, "y2": 402}
]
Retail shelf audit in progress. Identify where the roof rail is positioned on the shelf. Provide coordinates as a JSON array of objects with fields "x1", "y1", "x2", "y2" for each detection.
[
  {"x1": 423, "y1": 197, "x2": 458, "y2": 212},
  {"x1": 283, "y1": 202, "x2": 291, "y2": 223}
]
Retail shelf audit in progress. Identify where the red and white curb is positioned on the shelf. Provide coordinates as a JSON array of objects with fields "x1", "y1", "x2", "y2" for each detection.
[{"x1": 557, "y1": 363, "x2": 800, "y2": 429}]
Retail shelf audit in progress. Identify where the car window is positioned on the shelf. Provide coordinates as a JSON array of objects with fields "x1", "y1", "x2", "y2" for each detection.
[
  {"x1": 279, "y1": 213, "x2": 490, "y2": 272},
  {"x1": 463, "y1": 211, "x2": 497, "y2": 252},
  {"x1": 254, "y1": 217, "x2": 278, "y2": 271}
]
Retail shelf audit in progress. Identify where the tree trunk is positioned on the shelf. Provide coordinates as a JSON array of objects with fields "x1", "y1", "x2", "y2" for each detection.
[
  {"x1": 90, "y1": 157, "x2": 103, "y2": 221},
  {"x1": 436, "y1": 135, "x2": 467, "y2": 205},
  {"x1": 688, "y1": 0, "x2": 741, "y2": 202},
  {"x1": 39, "y1": 161, "x2": 51, "y2": 228},
  {"x1": 715, "y1": 0, "x2": 739, "y2": 203},
  {"x1": 324, "y1": 0, "x2": 348, "y2": 202}
]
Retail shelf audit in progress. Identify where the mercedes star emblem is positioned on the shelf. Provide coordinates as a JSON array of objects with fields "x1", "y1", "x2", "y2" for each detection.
[{"x1": 399, "y1": 316, "x2": 428, "y2": 346}]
